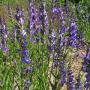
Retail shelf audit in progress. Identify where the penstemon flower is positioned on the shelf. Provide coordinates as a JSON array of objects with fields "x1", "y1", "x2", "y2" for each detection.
[
  {"x1": 21, "y1": 56, "x2": 30, "y2": 64},
  {"x1": 0, "y1": 18, "x2": 9, "y2": 54},
  {"x1": 28, "y1": 1, "x2": 41, "y2": 43},
  {"x1": 68, "y1": 68, "x2": 75, "y2": 90},
  {"x1": 15, "y1": 7, "x2": 30, "y2": 64},
  {"x1": 60, "y1": 59, "x2": 66, "y2": 86},
  {"x1": 29, "y1": 2, "x2": 36, "y2": 30},
  {"x1": 43, "y1": 3, "x2": 49, "y2": 35},
  {"x1": 48, "y1": 29, "x2": 56, "y2": 51},
  {"x1": 69, "y1": 18, "x2": 79, "y2": 48},
  {"x1": 52, "y1": 7, "x2": 60, "y2": 14}
]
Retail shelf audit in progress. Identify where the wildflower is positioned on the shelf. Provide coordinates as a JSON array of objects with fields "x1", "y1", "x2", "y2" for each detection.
[
  {"x1": 20, "y1": 17, "x2": 24, "y2": 26},
  {"x1": 22, "y1": 50, "x2": 29, "y2": 55},
  {"x1": 21, "y1": 30, "x2": 26, "y2": 37},
  {"x1": 23, "y1": 40, "x2": 28, "y2": 46},
  {"x1": 48, "y1": 29, "x2": 56, "y2": 51},
  {"x1": 52, "y1": 7, "x2": 60, "y2": 13},
  {"x1": 0, "y1": 19, "x2": 9, "y2": 54},
  {"x1": 68, "y1": 69, "x2": 75, "y2": 90},
  {"x1": 21, "y1": 56, "x2": 30, "y2": 64},
  {"x1": 53, "y1": 60, "x2": 58, "y2": 68},
  {"x1": 69, "y1": 19, "x2": 79, "y2": 48},
  {"x1": 26, "y1": 79, "x2": 31, "y2": 86},
  {"x1": 23, "y1": 79, "x2": 30, "y2": 90},
  {"x1": 60, "y1": 59, "x2": 66, "y2": 86},
  {"x1": 48, "y1": 31, "x2": 56, "y2": 42},
  {"x1": 0, "y1": 44, "x2": 2, "y2": 49}
]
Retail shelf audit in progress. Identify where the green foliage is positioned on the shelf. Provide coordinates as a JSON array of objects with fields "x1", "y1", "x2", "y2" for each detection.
[{"x1": 84, "y1": 29, "x2": 90, "y2": 42}]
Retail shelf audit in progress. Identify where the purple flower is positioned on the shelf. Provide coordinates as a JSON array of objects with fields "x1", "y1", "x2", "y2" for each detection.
[
  {"x1": 48, "y1": 30, "x2": 56, "y2": 42},
  {"x1": 43, "y1": 4, "x2": 49, "y2": 26},
  {"x1": 53, "y1": 60, "x2": 58, "y2": 67},
  {"x1": 20, "y1": 17, "x2": 24, "y2": 26},
  {"x1": 23, "y1": 41, "x2": 28, "y2": 46},
  {"x1": 21, "y1": 56, "x2": 30, "y2": 64},
  {"x1": 26, "y1": 79, "x2": 30, "y2": 86},
  {"x1": 81, "y1": 65, "x2": 86, "y2": 72},
  {"x1": 15, "y1": 14, "x2": 20, "y2": 21},
  {"x1": 44, "y1": 16, "x2": 48, "y2": 26},
  {"x1": 15, "y1": 7, "x2": 24, "y2": 20},
  {"x1": 21, "y1": 30, "x2": 26, "y2": 37},
  {"x1": 52, "y1": 7, "x2": 60, "y2": 13},
  {"x1": 69, "y1": 20, "x2": 79, "y2": 48},
  {"x1": 47, "y1": 45, "x2": 53, "y2": 51},
  {"x1": 84, "y1": 73, "x2": 90, "y2": 89},
  {"x1": 39, "y1": 15, "x2": 43, "y2": 20},
  {"x1": 29, "y1": 2, "x2": 36, "y2": 30},
  {"x1": 22, "y1": 50, "x2": 29, "y2": 55},
  {"x1": 0, "y1": 44, "x2": 2, "y2": 49},
  {"x1": 60, "y1": 60, "x2": 66, "y2": 86},
  {"x1": 68, "y1": 69, "x2": 75, "y2": 90},
  {"x1": 3, "y1": 47, "x2": 9, "y2": 53}
]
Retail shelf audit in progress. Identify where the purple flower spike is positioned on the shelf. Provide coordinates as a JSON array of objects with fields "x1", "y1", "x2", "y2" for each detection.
[
  {"x1": 68, "y1": 69, "x2": 75, "y2": 90},
  {"x1": 69, "y1": 19, "x2": 79, "y2": 48},
  {"x1": 53, "y1": 60, "x2": 58, "y2": 67},
  {"x1": 60, "y1": 60, "x2": 66, "y2": 86}
]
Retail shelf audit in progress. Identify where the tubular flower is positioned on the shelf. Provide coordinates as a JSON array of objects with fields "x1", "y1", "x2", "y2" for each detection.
[
  {"x1": 69, "y1": 19, "x2": 79, "y2": 48},
  {"x1": 21, "y1": 56, "x2": 30, "y2": 64},
  {"x1": 15, "y1": 8, "x2": 30, "y2": 64},
  {"x1": 0, "y1": 19, "x2": 9, "y2": 54},
  {"x1": 28, "y1": 2, "x2": 40, "y2": 43},
  {"x1": 52, "y1": 7, "x2": 60, "y2": 14},
  {"x1": 48, "y1": 29, "x2": 56, "y2": 51},
  {"x1": 68, "y1": 69, "x2": 75, "y2": 90},
  {"x1": 60, "y1": 59, "x2": 66, "y2": 86}
]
